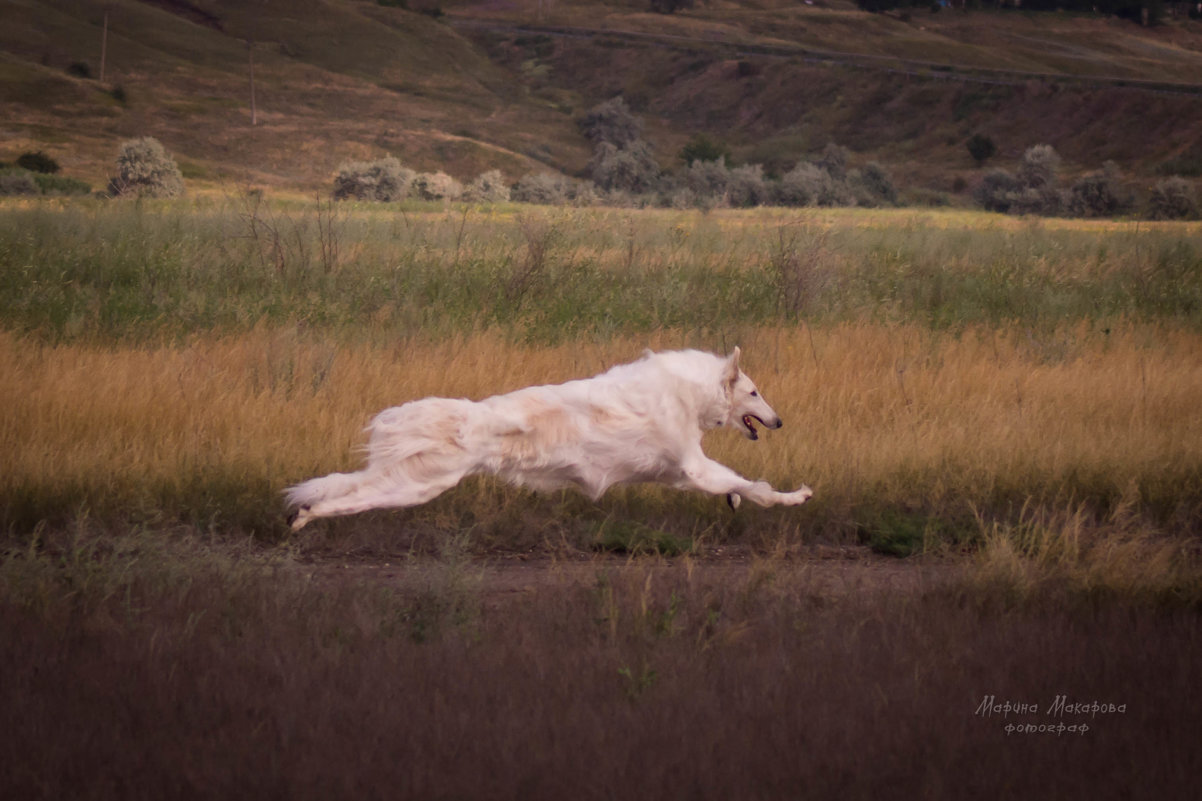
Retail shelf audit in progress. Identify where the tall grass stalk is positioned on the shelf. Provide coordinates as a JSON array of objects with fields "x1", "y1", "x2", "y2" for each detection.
[{"x1": 4, "y1": 324, "x2": 1200, "y2": 550}]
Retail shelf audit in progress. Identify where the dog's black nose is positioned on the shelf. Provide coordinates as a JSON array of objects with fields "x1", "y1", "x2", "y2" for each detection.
[{"x1": 773, "y1": 418, "x2": 784, "y2": 429}]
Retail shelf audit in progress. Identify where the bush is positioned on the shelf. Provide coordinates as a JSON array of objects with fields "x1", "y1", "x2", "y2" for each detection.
[
  {"x1": 67, "y1": 61, "x2": 92, "y2": 79},
  {"x1": 974, "y1": 169, "x2": 1021, "y2": 213},
  {"x1": 0, "y1": 169, "x2": 39, "y2": 197},
  {"x1": 462, "y1": 170, "x2": 510, "y2": 203},
  {"x1": 1008, "y1": 186, "x2": 1065, "y2": 217},
  {"x1": 588, "y1": 141, "x2": 660, "y2": 194},
  {"x1": 816, "y1": 143, "x2": 850, "y2": 182},
  {"x1": 678, "y1": 134, "x2": 729, "y2": 167},
  {"x1": 726, "y1": 164, "x2": 771, "y2": 208},
  {"x1": 778, "y1": 162, "x2": 855, "y2": 207},
  {"x1": 511, "y1": 172, "x2": 573, "y2": 205},
  {"x1": 17, "y1": 151, "x2": 60, "y2": 174},
  {"x1": 107, "y1": 137, "x2": 184, "y2": 198},
  {"x1": 412, "y1": 172, "x2": 463, "y2": 202},
  {"x1": 34, "y1": 174, "x2": 91, "y2": 196},
  {"x1": 966, "y1": 133, "x2": 997, "y2": 166},
  {"x1": 1068, "y1": 162, "x2": 1128, "y2": 218},
  {"x1": 579, "y1": 97, "x2": 643, "y2": 149},
  {"x1": 1148, "y1": 177, "x2": 1198, "y2": 220},
  {"x1": 1018, "y1": 144, "x2": 1060, "y2": 191},
  {"x1": 684, "y1": 159, "x2": 729, "y2": 203},
  {"x1": 855, "y1": 162, "x2": 898, "y2": 207},
  {"x1": 332, "y1": 157, "x2": 414, "y2": 202}
]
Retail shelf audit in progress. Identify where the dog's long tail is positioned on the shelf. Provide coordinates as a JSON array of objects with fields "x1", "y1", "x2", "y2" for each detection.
[{"x1": 284, "y1": 471, "x2": 362, "y2": 511}]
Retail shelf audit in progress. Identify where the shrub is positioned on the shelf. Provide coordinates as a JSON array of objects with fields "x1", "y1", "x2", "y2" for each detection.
[
  {"x1": 816, "y1": 143, "x2": 850, "y2": 181},
  {"x1": 17, "y1": 151, "x2": 60, "y2": 174},
  {"x1": 67, "y1": 61, "x2": 92, "y2": 79},
  {"x1": 650, "y1": 0, "x2": 695, "y2": 12},
  {"x1": 726, "y1": 164, "x2": 770, "y2": 208},
  {"x1": 107, "y1": 137, "x2": 184, "y2": 198},
  {"x1": 855, "y1": 162, "x2": 898, "y2": 207},
  {"x1": 966, "y1": 133, "x2": 997, "y2": 166},
  {"x1": 1068, "y1": 162, "x2": 1128, "y2": 218},
  {"x1": 463, "y1": 170, "x2": 510, "y2": 203},
  {"x1": 579, "y1": 97, "x2": 643, "y2": 149},
  {"x1": 974, "y1": 169, "x2": 1020, "y2": 213},
  {"x1": 512, "y1": 172, "x2": 572, "y2": 205},
  {"x1": 34, "y1": 174, "x2": 91, "y2": 196},
  {"x1": 0, "y1": 169, "x2": 39, "y2": 197},
  {"x1": 1018, "y1": 144, "x2": 1060, "y2": 191},
  {"x1": 1148, "y1": 177, "x2": 1198, "y2": 220},
  {"x1": 588, "y1": 141, "x2": 660, "y2": 194},
  {"x1": 678, "y1": 134, "x2": 729, "y2": 167},
  {"x1": 1008, "y1": 186, "x2": 1065, "y2": 217},
  {"x1": 684, "y1": 159, "x2": 729, "y2": 203},
  {"x1": 332, "y1": 157, "x2": 413, "y2": 202},
  {"x1": 778, "y1": 162, "x2": 855, "y2": 207},
  {"x1": 412, "y1": 171, "x2": 463, "y2": 202}
]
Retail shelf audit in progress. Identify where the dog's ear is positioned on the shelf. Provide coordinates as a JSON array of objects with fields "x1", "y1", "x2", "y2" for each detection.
[{"x1": 723, "y1": 346, "x2": 741, "y2": 388}]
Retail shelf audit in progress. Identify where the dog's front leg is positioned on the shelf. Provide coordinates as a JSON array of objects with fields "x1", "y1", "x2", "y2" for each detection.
[{"x1": 678, "y1": 455, "x2": 812, "y2": 509}]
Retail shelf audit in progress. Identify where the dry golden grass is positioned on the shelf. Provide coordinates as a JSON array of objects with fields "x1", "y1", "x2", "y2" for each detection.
[{"x1": 5, "y1": 322, "x2": 1200, "y2": 553}]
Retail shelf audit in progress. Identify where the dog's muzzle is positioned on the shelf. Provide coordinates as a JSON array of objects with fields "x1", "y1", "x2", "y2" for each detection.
[{"x1": 741, "y1": 414, "x2": 782, "y2": 440}]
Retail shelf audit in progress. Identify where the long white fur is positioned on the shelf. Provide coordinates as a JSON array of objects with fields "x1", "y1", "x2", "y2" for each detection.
[{"x1": 285, "y1": 347, "x2": 812, "y2": 530}]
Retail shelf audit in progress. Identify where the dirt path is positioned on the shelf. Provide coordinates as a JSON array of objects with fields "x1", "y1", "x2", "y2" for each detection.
[{"x1": 296, "y1": 545, "x2": 963, "y2": 605}]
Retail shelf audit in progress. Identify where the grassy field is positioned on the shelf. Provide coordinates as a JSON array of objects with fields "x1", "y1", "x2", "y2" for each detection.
[{"x1": 3, "y1": 196, "x2": 1200, "y2": 797}]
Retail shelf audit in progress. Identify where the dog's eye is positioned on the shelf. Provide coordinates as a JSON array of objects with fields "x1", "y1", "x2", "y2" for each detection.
[{"x1": 750, "y1": 391, "x2": 758, "y2": 397}]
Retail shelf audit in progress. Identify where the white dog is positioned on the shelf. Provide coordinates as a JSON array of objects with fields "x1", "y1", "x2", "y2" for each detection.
[{"x1": 285, "y1": 347, "x2": 812, "y2": 530}]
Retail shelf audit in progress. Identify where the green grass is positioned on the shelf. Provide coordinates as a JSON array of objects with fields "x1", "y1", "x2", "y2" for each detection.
[{"x1": 1, "y1": 198, "x2": 1199, "y2": 345}]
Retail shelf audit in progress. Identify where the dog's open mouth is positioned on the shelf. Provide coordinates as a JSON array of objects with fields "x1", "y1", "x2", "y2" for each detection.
[{"x1": 742, "y1": 414, "x2": 762, "y2": 440}]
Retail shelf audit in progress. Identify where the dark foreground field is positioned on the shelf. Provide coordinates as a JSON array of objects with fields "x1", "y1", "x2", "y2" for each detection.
[{"x1": 2, "y1": 535, "x2": 1198, "y2": 800}]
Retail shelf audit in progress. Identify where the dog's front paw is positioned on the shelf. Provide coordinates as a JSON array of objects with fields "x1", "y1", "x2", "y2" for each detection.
[
  {"x1": 787, "y1": 485, "x2": 813, "y2": 505},
  {"x1": 726, "y1": 493, "x2": 742, "y2": 511}
]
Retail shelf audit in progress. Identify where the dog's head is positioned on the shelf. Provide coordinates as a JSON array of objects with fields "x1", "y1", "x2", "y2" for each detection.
[{"x1": 721, "y1": 347, "x2": 783, "y2": 441}]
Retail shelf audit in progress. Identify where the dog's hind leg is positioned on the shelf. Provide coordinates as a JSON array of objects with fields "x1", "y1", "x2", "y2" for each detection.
[
  {"x1": 677, "y1": 454, "x2": 812, "y2": 509},
  {"x1": 289, "y1": 468, "x2": 470, "y2": 530}
]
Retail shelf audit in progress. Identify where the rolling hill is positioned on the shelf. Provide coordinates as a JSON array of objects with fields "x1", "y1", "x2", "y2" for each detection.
[{"x1": 3, "y1": 0, "x2": 1202, "y2": 195}]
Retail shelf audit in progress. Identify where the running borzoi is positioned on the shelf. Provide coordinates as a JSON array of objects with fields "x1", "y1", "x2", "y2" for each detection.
[{"x1": 285, "y1": 347, "x2": 812, "y2": 530}]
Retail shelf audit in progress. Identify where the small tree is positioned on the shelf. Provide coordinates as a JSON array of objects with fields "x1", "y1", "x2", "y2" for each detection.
[
  {"x1": 107, "y1": 137, "x2": 184, "y2": 198},
  {"x1": 966, "y1": 133, "x2": 997, "y2": 167}
]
